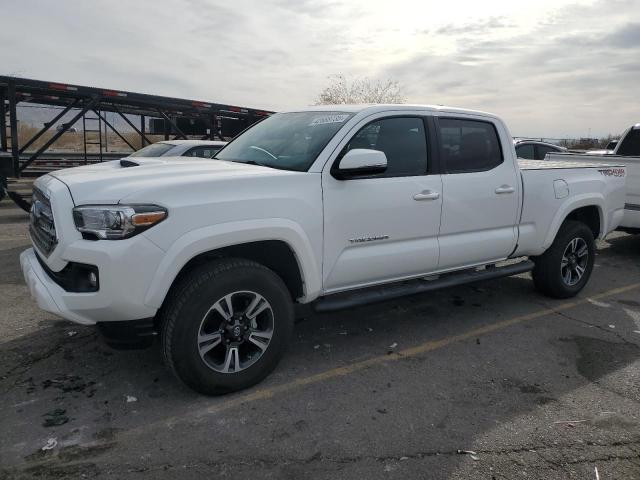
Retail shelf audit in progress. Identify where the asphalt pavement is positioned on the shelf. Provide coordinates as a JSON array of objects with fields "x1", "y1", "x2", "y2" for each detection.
[{"x1": 1, "y1": 199, "x2": 639, "y2": 479}]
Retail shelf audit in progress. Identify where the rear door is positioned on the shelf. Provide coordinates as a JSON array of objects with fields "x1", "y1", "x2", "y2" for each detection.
[{"x1": 436, "y1": 116, "x2": 520, "y2": 269}]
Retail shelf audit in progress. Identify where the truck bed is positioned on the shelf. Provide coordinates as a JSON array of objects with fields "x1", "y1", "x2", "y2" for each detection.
[
  {"x1": 518, "y1": 158, "x2": 626, "y2": 170},
  {"x1": 545, "y1": 153, "x2": 639, "y2": 231},
  {"x1": 514, "y1": 158, "x2": 628, "y2": 257}
]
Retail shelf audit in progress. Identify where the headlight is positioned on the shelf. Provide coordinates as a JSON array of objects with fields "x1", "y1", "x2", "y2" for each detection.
[{"x1": 72, "y1": 205, "x2": 167, "y2": 240}]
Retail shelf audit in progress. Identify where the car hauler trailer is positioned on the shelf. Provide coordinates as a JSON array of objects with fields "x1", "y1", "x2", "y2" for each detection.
[{"x1": 0, "y1": 76, "x2": 272, "y2": 208}]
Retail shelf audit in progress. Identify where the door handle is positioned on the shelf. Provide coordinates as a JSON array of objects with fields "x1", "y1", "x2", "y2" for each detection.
[
  {"x1": 414, "y1": 190, "x2": 440, "y2": 201},
  {"x1": 495, "y1": 185, "x2": 515, "y2": 194}
]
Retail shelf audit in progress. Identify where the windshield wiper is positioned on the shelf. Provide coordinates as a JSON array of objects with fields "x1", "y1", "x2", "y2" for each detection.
[
  {"x1": 227, "y1": 159, "x2": 291, "y2": 171},
  {"x1": 241, "y1": 160, "x2": 268, "y2": 167},
  {"x1": 219, "y1": 157, "x2": 291, "y2": 171}
]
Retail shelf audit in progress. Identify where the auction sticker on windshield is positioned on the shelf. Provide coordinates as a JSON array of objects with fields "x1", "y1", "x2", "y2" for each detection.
[{"x1": 308, "y1": 114, "x2": 350, "y2": 126}]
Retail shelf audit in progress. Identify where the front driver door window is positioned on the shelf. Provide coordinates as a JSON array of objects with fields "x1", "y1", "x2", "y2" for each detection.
[{"x1": 322, "y1": 115, "x2": 443, "y2": 292}]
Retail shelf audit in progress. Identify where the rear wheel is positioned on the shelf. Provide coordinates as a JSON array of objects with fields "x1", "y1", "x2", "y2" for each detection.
[
  {"x1": 532, "y1": 220, "x2": 595, "y2": 298},
  {"x1": 160, "y1": 258, "x2": 294, "y2": 395}
]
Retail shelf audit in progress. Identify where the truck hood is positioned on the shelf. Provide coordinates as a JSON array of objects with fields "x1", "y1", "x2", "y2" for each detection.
[{"x1": 49, "y1": 156, "x2": 297, "y2": 205}]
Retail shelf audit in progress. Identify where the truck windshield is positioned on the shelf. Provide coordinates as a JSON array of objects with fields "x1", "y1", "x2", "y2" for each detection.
[{"x1": 215, "y1": 112, "x2": 353, "y2": 171}]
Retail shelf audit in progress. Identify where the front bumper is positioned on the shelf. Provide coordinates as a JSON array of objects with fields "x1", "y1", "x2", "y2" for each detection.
[
  {"x1": 22, "y1": 175, "x2": 167, "y2": 326},
  {"x1": 21, "y1": 248, "x2": 84, "y2": 322},
  {"x1": 21, "y1": 242, "x2": 161, "y2": 325}
]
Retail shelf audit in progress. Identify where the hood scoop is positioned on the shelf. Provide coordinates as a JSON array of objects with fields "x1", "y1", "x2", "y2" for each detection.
[{"x1": 120, "y1": 159, "x2": 139, "y2": 168}]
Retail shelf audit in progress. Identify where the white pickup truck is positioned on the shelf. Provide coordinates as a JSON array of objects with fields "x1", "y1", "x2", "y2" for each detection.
[
  {"x1": 549, "y1": 123, "x2": 640, "y2": 233},
  {"x1": 21, "y1": 105, "x2": 627, "y2": 394}
]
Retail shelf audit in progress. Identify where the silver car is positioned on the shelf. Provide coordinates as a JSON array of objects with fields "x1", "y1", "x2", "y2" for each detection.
[{"x1": 128, "y1": 140, "x2": 227, "y2": 159}]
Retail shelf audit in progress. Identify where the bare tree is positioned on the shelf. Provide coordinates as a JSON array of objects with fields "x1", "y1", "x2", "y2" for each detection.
[{"x1": 315, "y1": 74, "x2": 406, "y2": 105}]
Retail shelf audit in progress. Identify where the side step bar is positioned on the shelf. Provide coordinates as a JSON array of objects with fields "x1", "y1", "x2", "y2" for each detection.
[{"x1": 313, "y1": 260, "x2": 534, "y2": 313}]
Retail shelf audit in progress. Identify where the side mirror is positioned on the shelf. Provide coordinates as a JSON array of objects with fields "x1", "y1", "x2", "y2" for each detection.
[{"x1": 334, "y1": 149, "x2": 387, "y2": 180}]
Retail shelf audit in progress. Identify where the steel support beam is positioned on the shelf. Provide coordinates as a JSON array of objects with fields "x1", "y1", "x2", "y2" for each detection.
[
  {"x1": 202, "y1": 115, "x2": 221, "y2": 141},
  {"x1": 92, "y1": 109, "x2": 136, "y2": 151},
  {"x1": 157, "y1": 110, "x2": 187, "y2": 140},
  {"x1": 20, "y1": 97, "x2": 99, "y2": 173},
  {"x1": 113, "y1": 106, "x2": 152, "y2": 147},
  {"x1": 19, "y1": 99, "x2": 80, "y2": 154},
  {"x1": 8, "y1": 80, "x2": 20, "y2": 177},
  {"x1": 0, "y1": 87, "x2": 7, "y2": 152},
  {"x1": 213, "y1": 114, "x2": 225, "y2": 140},
  {"x1": 140, "y1": 115, "x2": 146, "y2": 147}
]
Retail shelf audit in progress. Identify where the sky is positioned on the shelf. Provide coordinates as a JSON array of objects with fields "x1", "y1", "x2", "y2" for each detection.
[{"x1": 1, "y1": 0, "x2": 639, "y2": 138}]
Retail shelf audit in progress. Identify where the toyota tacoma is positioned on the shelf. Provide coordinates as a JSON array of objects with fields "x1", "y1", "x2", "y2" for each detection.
[{"x1": 21, "y1": 105, "x2": 627, "y2": 394}]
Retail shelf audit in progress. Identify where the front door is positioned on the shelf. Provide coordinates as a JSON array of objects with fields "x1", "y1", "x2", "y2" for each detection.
[
  {"x1": 436, "y1": 115, "x2": 520, "y2": 269},
  {"x1": 322, "y1": 115, "x2": 443, "y2": 293}
]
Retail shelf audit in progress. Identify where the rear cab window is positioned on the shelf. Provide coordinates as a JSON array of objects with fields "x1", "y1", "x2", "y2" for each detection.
[{"x1": 437, "y1": 118, "x2": 503, "y2": 173}]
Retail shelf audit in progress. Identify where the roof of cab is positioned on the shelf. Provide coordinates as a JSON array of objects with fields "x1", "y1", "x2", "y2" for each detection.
[{"x1": 281, "y1": 104, "x2": 499, "y2": 119}]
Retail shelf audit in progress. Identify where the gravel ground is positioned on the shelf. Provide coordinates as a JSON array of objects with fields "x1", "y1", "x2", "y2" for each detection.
[{"x1": 1, "y1": 198, "x2": 639, "y2": 479}]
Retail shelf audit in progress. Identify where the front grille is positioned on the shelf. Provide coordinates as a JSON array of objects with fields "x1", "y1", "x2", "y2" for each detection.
[{"x1": 29, "y1": 187, "x2": 57, "y2": 256}]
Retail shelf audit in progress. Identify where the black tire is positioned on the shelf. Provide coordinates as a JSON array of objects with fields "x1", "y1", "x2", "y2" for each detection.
[
  {"x1": 532, "y1": 220, "x2": 595, "y2": 298},
  {"x1": 160, "y1": 258, "x2": 294, "y2": 395}
]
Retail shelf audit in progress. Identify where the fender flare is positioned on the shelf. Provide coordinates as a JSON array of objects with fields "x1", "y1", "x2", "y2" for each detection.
[
  {"x1": 143, "y1": 218, "x2": 322, "y2": 308},
  {"x1": 541, "y1": 194, "x2": 605, "y2": 250}
]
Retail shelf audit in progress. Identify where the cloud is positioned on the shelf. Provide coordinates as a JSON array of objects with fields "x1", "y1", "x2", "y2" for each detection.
[
  {"x1": 603, "y1": 22, "x2": 640, "y2": 47},
  {"x1": 0, "y1": 0, "x2": 638, "y2": 137},
  {"x1": 378, "y1": 1, "x2": 640, "y2": 136},
  {"x1": 433, "y1": 16, "x2": 514, "y2": 35}
]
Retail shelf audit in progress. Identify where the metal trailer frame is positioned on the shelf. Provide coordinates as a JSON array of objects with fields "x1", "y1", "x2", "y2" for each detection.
[{"x1": 0, "y1": 76, "x2": 273, "y2": 178}]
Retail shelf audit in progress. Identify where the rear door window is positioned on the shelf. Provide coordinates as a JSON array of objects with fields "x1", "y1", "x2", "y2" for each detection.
[{"x1": 438, "y1": 118, "x2": 503, "y2": 173}]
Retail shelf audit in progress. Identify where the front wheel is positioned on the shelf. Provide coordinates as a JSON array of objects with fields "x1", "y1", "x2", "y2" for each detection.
[
  {"x1": 532, "y1": 220, "x2": 595, "y2": 298},
  {"x1": 160, "y1": 258, "x2": 294, "y2": 395}
]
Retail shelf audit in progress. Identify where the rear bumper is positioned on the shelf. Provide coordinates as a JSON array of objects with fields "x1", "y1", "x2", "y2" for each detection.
[{"x1": 620, "y1": 204, "x2": 640, "y2": 229}]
